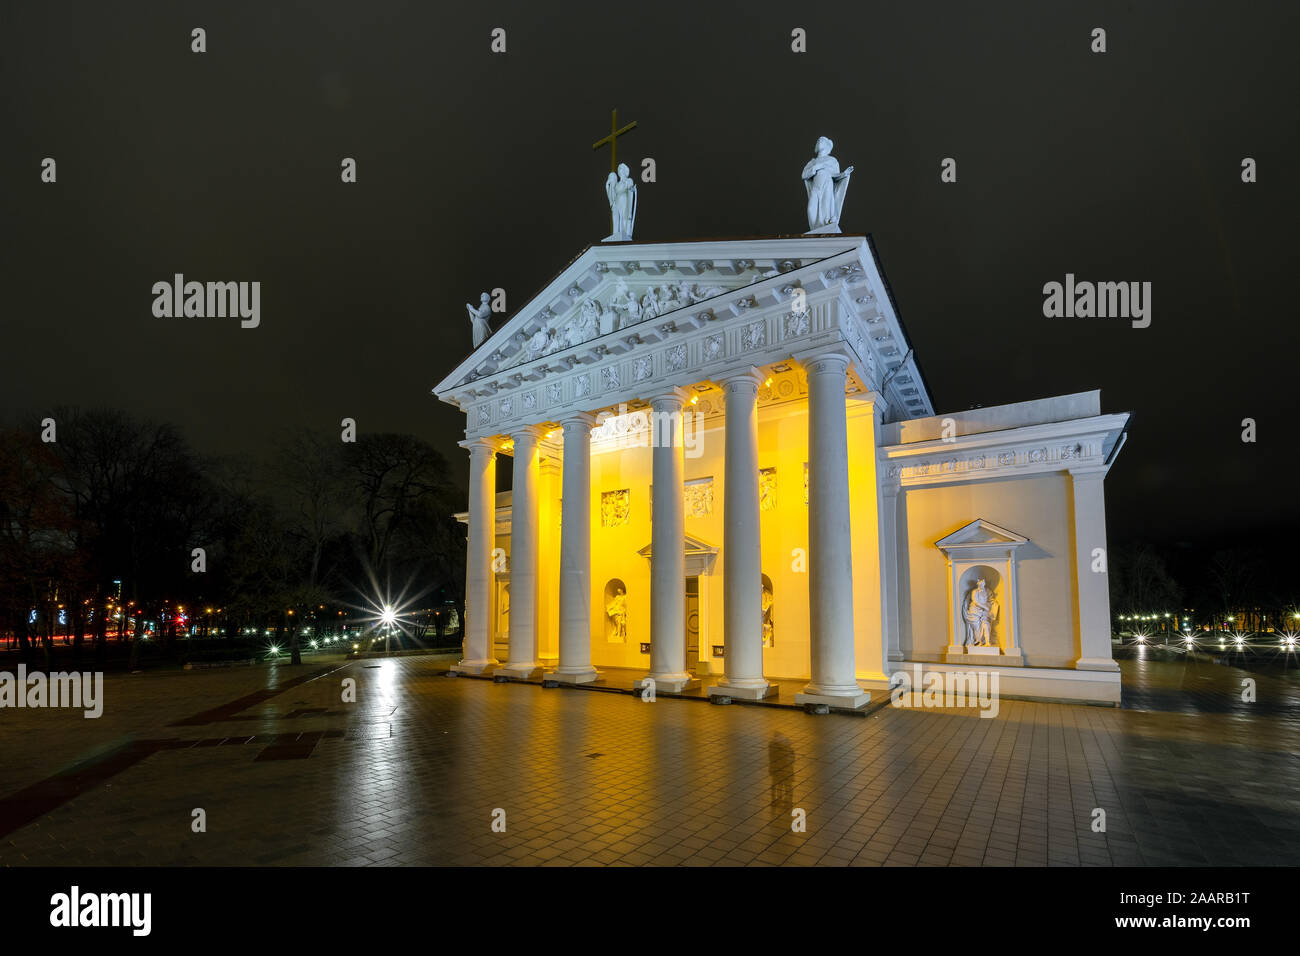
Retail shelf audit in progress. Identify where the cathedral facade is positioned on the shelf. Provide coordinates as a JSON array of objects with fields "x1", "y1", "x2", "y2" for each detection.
[{"x1": 434, "y1": 235, "x2": 1128, "y2": 706}]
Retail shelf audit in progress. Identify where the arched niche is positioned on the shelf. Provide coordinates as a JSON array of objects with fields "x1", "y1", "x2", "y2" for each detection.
[
  {"x1": 936, "y1": 519, "x2": 1026, "y2": 665},
  {"x1": 761, "y1": 574, "x2": 775, "y2": 647},
  {"x1": 604, "y1": 579, "x2": 628, "y2": 643},
  {"x1": 958, "y1": 565, "x2": 1002, "y2": 645}
]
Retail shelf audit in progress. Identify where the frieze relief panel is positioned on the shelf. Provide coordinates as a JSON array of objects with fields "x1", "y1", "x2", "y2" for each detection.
[
  {"x1": 782, "y1": 309, "x2": 811, "y2": 338},
  {"x1": 685, "y1": 477, "x2": 714, "y2": 517},
  {"x1": 664, "y1": 343, "x2": 687, "y2": 372},
  {"x1": 740, "y1": 320, "x2": 766, "y2": 351},
  {"x1": 886, "y1": 439, "x2": 1105, "y2": 483},
  {"x1": 759, "y1": 467, "x2": 778, "y2": 511},
  {"x1": 601, "y1": 489, "x2": 630, "y2": 528}
]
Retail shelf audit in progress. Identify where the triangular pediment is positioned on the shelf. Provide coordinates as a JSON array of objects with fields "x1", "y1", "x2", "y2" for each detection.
[
  {"x1": 432, "y1": 235, "x2": 937, "y2": 427},
  {"x1": 434, "y1": 237, "x2": 860, "y2": 394},
  {"x1": 935, "y1": 519, "x2": 1028, "y2": 550},
  {"x1": 637, "y1": 534, "x2": 718, "y2": 559},
  {"x1": 494, "y1": 272, "x2": 750, "y2": 371}
]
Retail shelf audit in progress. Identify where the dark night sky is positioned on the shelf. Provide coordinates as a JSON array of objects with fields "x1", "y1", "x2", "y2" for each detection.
[{"x1": 1, "y1": 0, "x2": 1296, "y2": 545}]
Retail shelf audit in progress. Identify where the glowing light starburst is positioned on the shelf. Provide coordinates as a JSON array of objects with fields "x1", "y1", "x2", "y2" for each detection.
[{"x1": 341, "y1": 563, "x2": 437, "y2": 653}]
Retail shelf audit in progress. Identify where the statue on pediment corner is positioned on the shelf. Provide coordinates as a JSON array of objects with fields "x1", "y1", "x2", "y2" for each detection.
[
  {"x1": 466, "y1": 292, "x2": 493, "y2": 347},
  {"x1": 803, "y1": 136, "x2": 854, "y2": 234}
]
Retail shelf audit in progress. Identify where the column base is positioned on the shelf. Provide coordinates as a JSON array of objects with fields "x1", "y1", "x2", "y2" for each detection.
[
  {"x1": 450, "y1": 659, "x2": 498, "y2": 676},
  {"x1": 708, "y1": 680, "x2": 777, "y2": 701},
  {"x1": 795, "y1": 686, "x2": 871, "y2": 710},
  {"x1": 1075, "y1": 656, "x2": 1120, "y2": 672},
  {"x1": 542, "y1": 668, "x2": 599, "y2": 684},
  {"x1": 497, "y1": 663, "x2": 544, "y2": 679},
  {"x1": 637, "y1": 674, "x2": 701, "y2": 694}
]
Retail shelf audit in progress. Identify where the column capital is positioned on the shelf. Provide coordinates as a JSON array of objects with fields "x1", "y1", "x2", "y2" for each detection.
[
  {"x1": 718, "y1": 366, "x2": 765, "y2": 394},
  {"x1": 508, "y1": 423, "x2": 548, "y2": 446},
  {"x1": 459, "y1": 435, "x2": 507, "y2": 454},
  {"x1": 558, "y1": 411, "x2": 598, "y2": 430},
  {"x1": 801, "y1": 350, "x2": 853, "y2": 377},
  {"x1": 1067, "y1": 465, "x2": 1109, "y2": 480},
  {"x1": 648, "y1": 386, "x2": 691, "y2": 410}
]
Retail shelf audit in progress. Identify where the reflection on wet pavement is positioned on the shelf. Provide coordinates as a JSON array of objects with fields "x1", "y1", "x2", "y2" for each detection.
[{"x1": 1, "y1": 651, "x2": 1297, "y2": 866}]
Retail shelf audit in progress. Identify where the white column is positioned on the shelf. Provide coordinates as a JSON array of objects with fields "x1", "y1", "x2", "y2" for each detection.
[
  {"x1": 546, "y1": 413, "x2": 599, "y2": 683},
  {"x1": 1070, "y1": 466, "x2": 1119, "y2": 671},
  {"x1": 710, "y1": 368, "x2": 773, "y2": 700},
  {"x1": 642, "y1": 388, "x2": 696, "y2": 693},
  {"x1": 452, "y1": 437, "x2": 500, "y2": 675},
  {"x1": 797, "y1": 352, "x2": 870, "y2": 708},
  {"x1": 499, "y1": 424, "x2": 545, "y2": 678}
]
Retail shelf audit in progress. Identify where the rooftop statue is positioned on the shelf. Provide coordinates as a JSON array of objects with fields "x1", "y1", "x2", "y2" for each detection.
[
  {"x1": 803, "y1": 136, "x2": 854, "y2": 234},
  {"x1": 605, "y1": 163, "x2": 638, "y2": 241},
  {"x1": 466, "y1": 292, "x2": 492, "y2": 347}
]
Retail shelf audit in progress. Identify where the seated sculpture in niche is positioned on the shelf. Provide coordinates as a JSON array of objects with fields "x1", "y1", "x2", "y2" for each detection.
[{"x1": 962, "y1": 578, "x2": 1000, "y2": 647}]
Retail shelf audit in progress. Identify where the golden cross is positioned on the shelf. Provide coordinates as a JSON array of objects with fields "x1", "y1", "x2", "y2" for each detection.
[{"x1": 592, "y1": 107, "x2": 638, "y2": 173}]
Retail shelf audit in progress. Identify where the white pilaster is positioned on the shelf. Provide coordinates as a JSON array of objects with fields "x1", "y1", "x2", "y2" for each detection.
[
  {"x1": 452, "y1": 437, "x2": 501, "y2": 675},
  {"x1": 546, "y1": 413, "x2": 599, "y2": 684},
  {"x1": 710, "y1": 368, "x2": 774, "y2": 700},
  {"x1": 797, "y1": 352, "x2": 870, "y2": 708},
  {"x1": 498, "y1": 424, "x2": 546, "y2": 678},
  {"x1": 642, "y1": 388, "x2": 697, "y2": 693},
  {"x1": 879, "y1": 479, "x2": 902, "y2": 671},
  {"x1": 1070, "y1": 466, "x2": 1119, "y2": 671}
]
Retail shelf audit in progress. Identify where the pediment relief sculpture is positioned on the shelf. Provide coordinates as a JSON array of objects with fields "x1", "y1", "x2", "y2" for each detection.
[{"x1": 503, "y1": 277, "x2": 730, "y2": 370}]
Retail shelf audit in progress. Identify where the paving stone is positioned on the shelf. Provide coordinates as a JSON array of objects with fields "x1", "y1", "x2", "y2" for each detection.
[{"x1": 0, "y1": 652, "x2": 1297, "y2": 866}]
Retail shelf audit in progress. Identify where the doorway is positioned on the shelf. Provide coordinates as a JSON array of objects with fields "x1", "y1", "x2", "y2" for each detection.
[{"x1": 685, "y1": 576, "x2": 700, "y2": 673}]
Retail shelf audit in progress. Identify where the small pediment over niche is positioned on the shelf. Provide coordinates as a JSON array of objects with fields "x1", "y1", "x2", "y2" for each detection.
[
  {"x1": 637, "y1": 534, "x2": 719, "y2": 560},
  {"x1": 935, "y1": 519, "x2": 1028, "y2": 551},
  {"x1": 638, "y1": 533, "x2": 719, "y2": 576}
]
